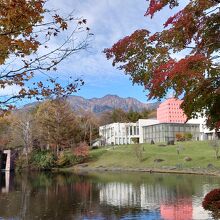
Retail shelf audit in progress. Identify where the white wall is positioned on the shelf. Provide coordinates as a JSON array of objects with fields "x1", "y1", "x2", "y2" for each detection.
[
  {"x1": 99, "y1": 122, "x2": 138, "y2": 146},
  {"x1": 187, "y1": 116, "x2": 215, "y2": 140}
]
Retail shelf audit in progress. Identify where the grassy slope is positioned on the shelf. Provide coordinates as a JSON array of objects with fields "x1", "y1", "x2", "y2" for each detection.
[{"x1": 88, "y1": 141, "x2": 220, "y2": 169}]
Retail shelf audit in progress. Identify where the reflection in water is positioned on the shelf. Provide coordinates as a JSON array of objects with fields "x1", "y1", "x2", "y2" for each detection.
[
  {"x1": 160, "y1": 199, "x2": 193, "y2": 220},
  {"x1": 99, "y1": 182, "x2": 194, "y2": 219},
  {"x1": 0, "y1": 172, "x2": 219, "y2": 220},
  {"x1": 0, "y1": 171, "x2": 13, "y2": 193},
  {"x1": 99, "y1": 182, "x2": 176, "y2": 209}
]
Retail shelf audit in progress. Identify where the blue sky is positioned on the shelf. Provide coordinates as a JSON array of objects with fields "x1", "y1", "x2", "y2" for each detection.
[
  {"x1": 0, "y1": 0, "x2": 189, "y2": 105},
  {"x1": 55, "y1": 0, "x2": 188, "y2": 103},
  {"x1": 45, "y1": 0, "x2": 155, "y2": 102}
]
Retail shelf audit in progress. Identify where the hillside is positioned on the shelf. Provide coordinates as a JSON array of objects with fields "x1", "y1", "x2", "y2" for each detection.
[{"x1": 70, "y1": 141, "x2": 220, "y2": 175}]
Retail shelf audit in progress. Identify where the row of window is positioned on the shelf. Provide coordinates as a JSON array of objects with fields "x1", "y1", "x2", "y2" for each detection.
[
  {"x1": 126, "y1": 126, "x2": 139, "y2": 136},
  {"x1": 100, "y1": 125, "x2": 139, "y2": 137},
  {"x1": 143, "y1": 124, "x2": 199, "y2": 132},
  {"x1": 143, "y1": 124, "x2": 200, "y2": 142},
  {"x1": 115, "y1": 137, "x2": 130, "y2": 145}
]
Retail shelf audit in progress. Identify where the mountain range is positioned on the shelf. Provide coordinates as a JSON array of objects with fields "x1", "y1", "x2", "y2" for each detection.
[
  {"x1": 67, "y1": 95, "x2": 159, "y2": 114},
  {"x1": 23, "y1": 95, "x2": 160, "y2": 114}
]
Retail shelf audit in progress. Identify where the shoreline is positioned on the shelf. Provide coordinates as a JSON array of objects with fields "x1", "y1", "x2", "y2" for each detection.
[{"x1": 61, "y1": 164, "x2": 220, "y2": 177}]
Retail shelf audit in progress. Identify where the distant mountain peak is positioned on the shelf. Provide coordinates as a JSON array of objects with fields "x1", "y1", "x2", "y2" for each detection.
[{"x1": 103, "y1": 94, "x2": 119, "y2": 98}]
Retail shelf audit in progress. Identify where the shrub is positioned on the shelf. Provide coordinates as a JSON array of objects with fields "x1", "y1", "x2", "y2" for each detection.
[
  {"x1": 30, "y1": 150, "x2": 56, "y2": 170},
  {"x1": 73, "y1": 142, "x2": 89, "y2": 163},
  {"x1": 202, "y1": 189, "x2": 220, "y2": 211},
  {"x1": 184, "y1": 132, "x2": 193, "y2": 141},
  {"x1": 176, "y1": 133, "x2": 185, "y2": 141},
  {"x1": 15, "y1": 155, "x2": 29, "y2": 171},
  {"x1": 56, "y1": 151, "x2": 76, "y2": 167},
  {"x1": 176, "y1": 133, "x2": 193, "y2": 141}
]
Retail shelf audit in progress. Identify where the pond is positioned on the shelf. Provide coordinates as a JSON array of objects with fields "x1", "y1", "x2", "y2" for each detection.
[{"x1": 0, "y1": 171, "x2": 219, "y2": 220}]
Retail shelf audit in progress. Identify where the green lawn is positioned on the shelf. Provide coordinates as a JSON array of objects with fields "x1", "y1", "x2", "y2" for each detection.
[{"x1": 88, "y1": 141, "x2": 220, "y2": 170}]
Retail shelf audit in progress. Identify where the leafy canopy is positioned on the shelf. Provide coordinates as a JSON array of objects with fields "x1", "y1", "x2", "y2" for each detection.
[{"x1": 104, "y1": 0, "x2": 220, "y2": 129}]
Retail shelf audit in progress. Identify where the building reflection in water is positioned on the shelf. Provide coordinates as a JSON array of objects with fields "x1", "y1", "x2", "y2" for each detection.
[
  {"x1": 0, "y1": 172, "x2": 218, "y2": 220},
  {"x1": 0, "y1": 171, "x2": 13, "y2": 193},
  {"x1": 160, "y1": 199, "x2": 192, "y2": 220},
  {"x1": 99, "y1": 182, "x2": 176, "y2": 210},
  {"x1": 99, "y1": 182, "x2": 213, "y2": 220}
]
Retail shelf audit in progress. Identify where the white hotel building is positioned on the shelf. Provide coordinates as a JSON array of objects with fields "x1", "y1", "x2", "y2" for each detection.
[
  {"x1": 99, "y1": 122, "x2": 138, "y2": 145},
  {"x1": 99, "y1": 119, "x2": 159, "y2": 145},
  {"x1": 99, "y1": 98, "x2": 218, "y2": 146}
]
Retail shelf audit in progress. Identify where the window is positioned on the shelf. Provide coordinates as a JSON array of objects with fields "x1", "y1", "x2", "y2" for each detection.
[
  {"x1": 130, "y1": 126, "x2": 132, "y2": 135},
  {"x1": 134, "y1": 126, "x2": 136, "y2": 135}
]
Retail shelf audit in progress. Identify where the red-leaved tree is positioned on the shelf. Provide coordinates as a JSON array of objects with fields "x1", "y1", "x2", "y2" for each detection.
[
  {"x1": 73, "y1": 142, "x2": 89, "y2": 163},
  {"x1": 104, "y1": 0, "x2": 220, "y2": 130}
]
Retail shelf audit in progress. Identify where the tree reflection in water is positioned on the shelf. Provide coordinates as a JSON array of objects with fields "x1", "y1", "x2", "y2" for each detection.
[{"x1": 0, "y1": 172, "x2": 219, "y2": 220}]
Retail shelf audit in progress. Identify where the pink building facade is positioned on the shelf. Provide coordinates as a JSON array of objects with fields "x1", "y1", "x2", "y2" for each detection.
[{"x1": 157, "y1": 98, "x2": 187, "y2": 123}]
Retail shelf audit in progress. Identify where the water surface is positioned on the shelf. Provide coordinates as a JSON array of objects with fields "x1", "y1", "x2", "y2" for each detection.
[{"x1": 0, "y1": 171, "x2": 219, "y2": 220}]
